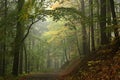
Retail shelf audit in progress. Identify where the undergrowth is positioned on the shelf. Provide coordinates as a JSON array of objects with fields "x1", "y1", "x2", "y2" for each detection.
[{"x1": 65, "y1": 44, "x2": 120, "y2": 80}]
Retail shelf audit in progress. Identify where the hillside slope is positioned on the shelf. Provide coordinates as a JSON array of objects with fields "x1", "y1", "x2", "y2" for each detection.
[{"x1": 65, "y1": 45, "x2": 120, "y2": 80}]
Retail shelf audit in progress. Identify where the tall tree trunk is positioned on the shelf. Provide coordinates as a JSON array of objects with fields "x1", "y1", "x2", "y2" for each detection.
[
  {"x1": 24, "y1": 43, "x2": 28, "y2": 73},
  {"x1": 12, "y1": 0, "x2": 25, "y2": 76},
  {"x1": 110, "y1": 0, "x2": 120, "y2": 50},
  {"x1": 27, "y1": 38, "x2": 31, "y2": 73},
  {"x1": 100, "y1": 0, "x2": 108, "y2": 45},
  {"x1": 110, "y1": 0, "x2": 119, "y2": 37},
  {"x1": 47, "y1": 50, "x2": 51, "y2": 68},
  {"x1": 96, "y1": 0, "x2": 101, "y2": 47},
  {"x1": 63, "y1": 39, "x2": 69, "y2": 62},
  {"x1": 80, "y1": 0, "x2": 88, "y2": 55},
  {"x1": 0, "y1": 46, "x2": 3, "y2": 76},
  {"x1": 2, "y1": 0, "x2": 8, "y2": 76},
  {"x1": 106, "y1": 0, "x2": 112, "y2": 42},
  {"x1": 19, "y1": 45, "x2": 24, "y2": 74},
  {"x1": 89, "y1": 0, "x2": 95, "y2": 51},
  {"x1": 75, "y1": 30, "x2": 81, "y2": 56},
  {"x1": 0, "y1": 1, "x2": 4, "y2": 76}
]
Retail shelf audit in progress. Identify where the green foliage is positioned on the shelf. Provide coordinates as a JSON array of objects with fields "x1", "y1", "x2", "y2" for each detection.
[{"x1": 51, "y1": 7, "x2": 81, "y2": 21}]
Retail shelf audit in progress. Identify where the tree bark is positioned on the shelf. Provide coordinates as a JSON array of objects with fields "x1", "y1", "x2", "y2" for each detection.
[
  {"x1": 74, "y1": 30, "x2": 81, "y2": 56},
  {"x1": 96, "y1": 0, "x2": 101, "y2": 47},
  {"x1": 19, "y1": 44, "x2": 24, "y2": 74},
  {"x1": 63, "y1": 39, "x2": 69, "y2": 62},
  {"x1": 12, "y1": 0, "x2": 25, "y2": 76},
  {"x1": 110, "y1": 0, "x2": 119, "y2": 37},
  {"x1": 24, "y1": 43, "x2": 28, "y2": 73},
  {"x1": 110, "y1": 0, "x2": 120, "y2": 51},
  {"x1": 80, "y1": 0, "x2": 88, "y2": 55},
  {"x1": 89, "y1": 0, "x2": 95, "y2": 51},
  {"x1": 100, "y1": 0, "x2": 108, "y2": 45},
  {"x1": 2, "y1": 0, "x2": 8, "y2": 76},
  {"x1": 106, "y1": 0, "x2": 112, "y2": 42}
]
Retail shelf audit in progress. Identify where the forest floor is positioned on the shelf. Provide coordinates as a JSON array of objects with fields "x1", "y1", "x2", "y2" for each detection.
[
  {"x1": 19, "y1": 57, "x2": 81, "y2": 80},
  {"x1": 65, "y1": 44, "x2": 120, "y2": 80}
]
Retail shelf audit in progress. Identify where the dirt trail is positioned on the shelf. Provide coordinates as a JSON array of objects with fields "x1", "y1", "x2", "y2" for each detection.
[{"x1": 20, "y1": 57, "x2": 81, "y2": 80}]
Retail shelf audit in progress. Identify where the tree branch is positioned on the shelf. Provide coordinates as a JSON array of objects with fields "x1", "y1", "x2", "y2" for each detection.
[{"x1": 21, "y1": 19, "x2": 41, "y2": 43}]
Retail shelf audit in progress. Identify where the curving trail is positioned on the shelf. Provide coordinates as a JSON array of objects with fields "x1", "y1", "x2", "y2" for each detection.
[{"x1": 19, "y1": 57, "x2": 81, "y2": 80}]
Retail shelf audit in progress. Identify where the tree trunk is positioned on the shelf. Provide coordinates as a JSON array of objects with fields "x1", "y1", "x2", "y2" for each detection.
[
  {"x1": 96, "y1": 0, "x2": 101, "y2": 47},
  {"x1": 89, "y1": 0, "x2": 95, "y2": 51},
  {"x1": 106, "y1": 0, "x2": 112, "y2": 42},
  {"x1": 63, "y1": 39, "x2": 69, "y2": 62},
  {"x1": 110, "y1": 0, "x2": 119, "y2": 37},
  {"x1": 27, "y1": 38, "x2": 31, "y2": 73},
  {"x1": 19, "y1": 44, "x2": 24, "y2": 74},
  {"x1": 12, "y1": 0, "x2": 25, "y2": 76},
  {"x1": 0, "y1": 46, "x2": 3, "y2": 76},
  {"x1": 110, "y1": 0, "x2": 120, "y2": 50},
  {"x1": 24, "y1": 43, "x2": 28, "y2": 73},
  {"x1": 47, "y1": 50, "x2": 51, "y2": 68},
  {"x1": 75, "y1": 30, "x2": 81, "y2": 56},
  {"x1": 100, "y1": 0, "x2": 108, "y2": 45},
  {"x1": 2, "y1": 0, "x2": 8, "y2": 76},
  {"x1": 80, "y1": 0, "x2": 88, "y2": 55}
]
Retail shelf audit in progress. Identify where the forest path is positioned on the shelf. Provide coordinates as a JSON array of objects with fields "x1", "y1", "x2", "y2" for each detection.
[{"x1": 19, "y1": 57, "x2": 81, "y2": 80}]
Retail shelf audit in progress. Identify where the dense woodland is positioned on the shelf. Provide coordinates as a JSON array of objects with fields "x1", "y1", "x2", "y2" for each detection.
[{"x1": 0, "y1": 0, "x2": 120, "y2": 80}]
